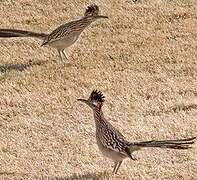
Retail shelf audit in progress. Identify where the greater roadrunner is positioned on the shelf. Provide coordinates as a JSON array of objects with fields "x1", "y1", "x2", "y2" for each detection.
[
  {"x1": 78, "y1": 90, "x2": 196, "y2": 174},
  {"x1": 0, "y1": 4, "x2": 108, "y2": 61}
]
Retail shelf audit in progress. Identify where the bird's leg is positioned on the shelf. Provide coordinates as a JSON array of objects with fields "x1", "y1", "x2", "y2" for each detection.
[
  {"x1": 61, "y1": 50, "x2": 68, "y2": 61},
  {"x1": 112, "y1": 161, "x2": 123, "y2": 174},
  {"x1": 114, "y1": 161, "x2": 122, "y2": 174},
  {"x1": 58, "y1": 50, "x2": 63, "y2": 62},
  {"x1": 112, "y1": 162, "x2": 118, "y2": 174}
]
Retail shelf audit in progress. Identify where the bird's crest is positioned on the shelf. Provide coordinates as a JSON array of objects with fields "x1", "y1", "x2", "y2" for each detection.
[
  {"x1": 84, "y1": 4, "x2": 99, "y2": 17},
  {"x1": 90, "y1": 90, "x2": 105, "y2": 103}
]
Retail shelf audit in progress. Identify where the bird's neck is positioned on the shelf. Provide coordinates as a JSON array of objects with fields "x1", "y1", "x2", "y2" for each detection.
[
  {"x1": 93, "y1": 108, "x2": 106, "y2": 125},
  {"x1": 80, "y1": 16, "x2": 95, "y2": 24}
]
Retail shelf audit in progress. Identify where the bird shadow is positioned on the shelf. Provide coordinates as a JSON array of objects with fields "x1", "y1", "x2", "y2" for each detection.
[
  {"x1": 0, "y1": 60, "x2": 47, "y2": 73},
  {"x1": 55, "y1": 171, "x2": 109, "y2": 180}
]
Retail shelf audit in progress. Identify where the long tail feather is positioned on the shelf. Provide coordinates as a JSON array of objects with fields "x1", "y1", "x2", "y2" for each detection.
[
  {"x1": 130, "y1": 137, "x2": 196, "y2": 149},
  {"x1": 0, "y1": 29, "x2": 47, "y2": 39}
]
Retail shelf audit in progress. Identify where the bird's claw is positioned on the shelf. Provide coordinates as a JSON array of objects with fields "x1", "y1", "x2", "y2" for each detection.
[{"x1": 131, "y1": 155, "x2": 137, "y2": 161}]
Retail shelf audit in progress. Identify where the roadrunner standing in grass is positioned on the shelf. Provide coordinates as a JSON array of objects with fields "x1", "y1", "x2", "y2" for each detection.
[
  {"x1": 0, "y1": 4, "x2": 108, "y2": 61},
  {"x1": 78, "y1": 90, "x2": 196, "y2": 174}
]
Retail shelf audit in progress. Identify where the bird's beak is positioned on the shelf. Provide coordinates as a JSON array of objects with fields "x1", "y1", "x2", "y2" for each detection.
[
  {"x1": 77, "y1": 98, "x2": 89, "y2": 105},
  {"x1": 96, "y1": 15, "x2": 108, "y2": 19}
]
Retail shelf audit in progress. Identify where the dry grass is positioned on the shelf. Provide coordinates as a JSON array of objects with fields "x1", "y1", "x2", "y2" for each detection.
[{"x1": 0, "y1": 0, "x2": 197, "y2": 179}]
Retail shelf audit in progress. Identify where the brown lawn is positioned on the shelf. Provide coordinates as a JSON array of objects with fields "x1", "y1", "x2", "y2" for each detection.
[{"x1": 0, "y1": 0, "x2": 197, "y2": 179}]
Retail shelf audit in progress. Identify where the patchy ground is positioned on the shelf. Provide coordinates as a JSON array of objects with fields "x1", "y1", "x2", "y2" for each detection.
[{"x1": 0, "y1": 0, "x2": 196, "y2": 179}]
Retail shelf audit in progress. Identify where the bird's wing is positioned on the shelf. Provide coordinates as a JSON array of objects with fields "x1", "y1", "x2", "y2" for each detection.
[{"x1": 41, "y1": 21, "x2": 76, "y2": 46}]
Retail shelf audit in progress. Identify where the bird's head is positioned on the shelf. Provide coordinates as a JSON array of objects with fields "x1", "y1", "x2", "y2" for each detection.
[
  {"x1": 78, "y1": 90, "x2": 105, "y2": 110},
  {"x1": 84, "y1": 4, "x2": 108, "y2": 20}
]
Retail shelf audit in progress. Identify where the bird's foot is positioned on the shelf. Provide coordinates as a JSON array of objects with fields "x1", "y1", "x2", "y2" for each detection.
[{"x1": 131, "y1": 155, "x2": 137, "y2": 161}]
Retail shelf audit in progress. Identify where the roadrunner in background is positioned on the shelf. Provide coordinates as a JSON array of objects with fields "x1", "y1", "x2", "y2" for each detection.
[
  {"x1": 0, "y1": 4, "x2": 108, "y2": 61},
  {"x1": 78, "y1": 90, "x2": 196, "y2": 174}
]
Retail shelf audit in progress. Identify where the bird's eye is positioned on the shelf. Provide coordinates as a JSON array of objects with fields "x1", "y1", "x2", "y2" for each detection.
[{"x1": 92, "y1": 101, "x2": 97, "y2": 107}]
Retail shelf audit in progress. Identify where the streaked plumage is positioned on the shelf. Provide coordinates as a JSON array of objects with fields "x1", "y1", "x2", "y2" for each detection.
[{"x1": 78, "y1": 90, "x2": 196, "y2": 174}]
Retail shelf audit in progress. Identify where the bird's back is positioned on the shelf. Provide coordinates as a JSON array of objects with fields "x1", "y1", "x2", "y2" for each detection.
[{"x1": 41, "y1": 17, "x2": 93, "y2": 47}]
